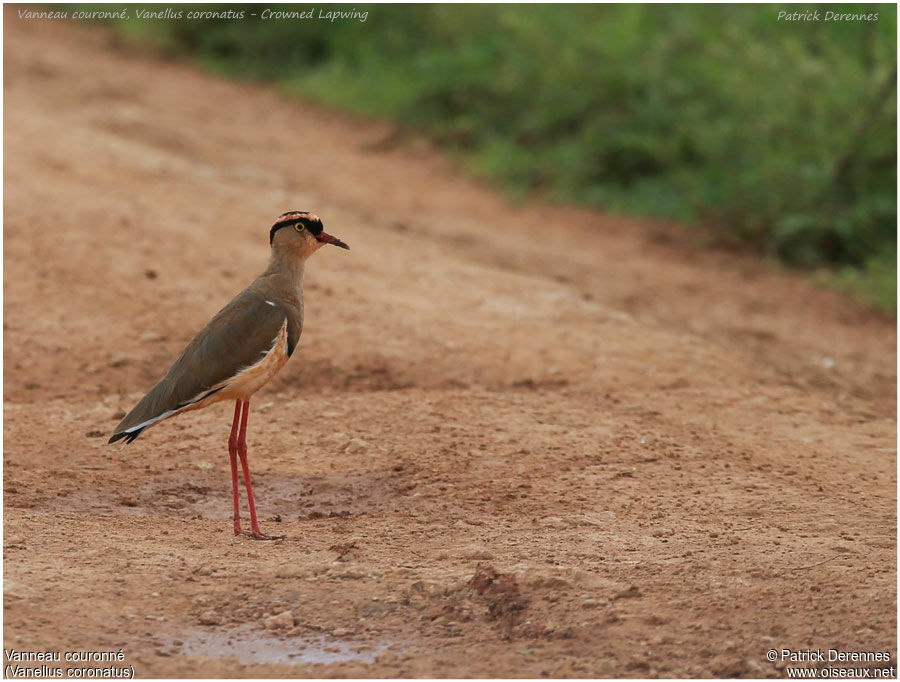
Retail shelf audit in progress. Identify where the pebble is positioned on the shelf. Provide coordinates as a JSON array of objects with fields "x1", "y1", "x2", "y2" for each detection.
[
  {"x1": 108, "y1": 353, "x2": 139, "y2": 368},
  {"x1": 542, "y1": 516, "x2": 568, "y2": 529},
  {"x1": 410, "y1": 580, "x2": 443, "y2": 595},
  {"x1": 198, "y1": 610, "x2": 221, "y2": 626},
  {"x1": 613, "y1": 585, "x2": 642, "y2": 600},
  {"x1": 264, "y1": 611, "x2": 295, "y2": 630},
  {"x1": 344, "y1": 438, "x2": 370, "y2": 454},
  {"x1": 331, "y1": 628, "x2": 353, "y2": 637}
]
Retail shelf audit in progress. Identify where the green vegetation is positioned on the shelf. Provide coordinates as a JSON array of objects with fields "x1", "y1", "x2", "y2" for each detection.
[{"x1": 99, "y1": 4, "x2": 896, "y2": 310}]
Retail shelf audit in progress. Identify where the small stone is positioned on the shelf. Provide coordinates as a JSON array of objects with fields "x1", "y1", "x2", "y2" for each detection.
[
  {"x1": 85, "y1": 430, "x2": 105, "y2": 438},
  {"x1": 138, "y1": 331, "x2": 164, "y2": 343},
  {"x1": 410, "y1": 580, "x2": 442, "y2": 595},
  {"x1": 331, "y1": 628, "x2": 353, "y2": 637},
  {"x1": 195, "y1": 461, "x2": 214, "y2": 470},
  {"x1": 119, "y1": 496, "x2": 139, "y2": 507},
  {"x1": 264, "y1": 611, "x2": 294, "y2": 629},
  {"x1": 542, "y1": 516, "x2": 567, "y2": 529},
  {"x1": 108, "y1": 353, "x2": 139, "y2": 368},
  {"x1": 613, "y1": 585, "x2": 642, "y2": 600},
  {"x1": 198, "y1": 610, "x2": 221, "y2": 625},
  {"x1": 376, "y1": 651, "x2": 398, "y2": 665},
  {"x1": 344, "y1": 438, "x2": 370, "y2": 454}
]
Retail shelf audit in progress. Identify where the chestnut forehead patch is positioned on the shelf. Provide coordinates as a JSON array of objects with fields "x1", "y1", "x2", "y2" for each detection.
[{"x1": 269, "y1": 211, "x2": 323, "y2": 243}]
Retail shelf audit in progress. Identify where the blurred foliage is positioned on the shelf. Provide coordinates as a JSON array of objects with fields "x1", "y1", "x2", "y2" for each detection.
[{"x1": 96, "y1": 4, "x2": 896, "y2": 310}]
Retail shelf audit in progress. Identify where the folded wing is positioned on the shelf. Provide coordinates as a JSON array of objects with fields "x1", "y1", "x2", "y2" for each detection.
[{"x1": 109, "y1": 292, "x2": 295, "y2": 443}]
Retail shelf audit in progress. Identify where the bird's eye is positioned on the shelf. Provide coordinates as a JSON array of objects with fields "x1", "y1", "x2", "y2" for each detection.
[{"x1": 294, "y1": 222, "x2": 305, "y2": 232}]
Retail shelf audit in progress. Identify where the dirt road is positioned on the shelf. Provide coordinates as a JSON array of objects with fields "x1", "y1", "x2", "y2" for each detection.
[{"x1": 4, "y1": 10, "x2": 896, "y2": 678}]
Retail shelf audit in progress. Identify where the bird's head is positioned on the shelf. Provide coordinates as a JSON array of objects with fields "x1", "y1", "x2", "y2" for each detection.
[{"x1": 269, "y1": 211, "x2": 349, "y2": 259}]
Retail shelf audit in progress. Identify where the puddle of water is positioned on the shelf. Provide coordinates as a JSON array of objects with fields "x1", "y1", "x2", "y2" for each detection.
[{"x1": 171, "y1": 625, "x2": 389, "y2": 666}]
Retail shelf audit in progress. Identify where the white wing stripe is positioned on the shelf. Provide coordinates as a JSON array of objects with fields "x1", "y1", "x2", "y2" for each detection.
[{"x1": 123, "y1": 409, "x2": 177, "y2": 434}]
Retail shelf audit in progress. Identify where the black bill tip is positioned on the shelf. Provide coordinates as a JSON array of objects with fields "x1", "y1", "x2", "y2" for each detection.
[{"x1": 316, "y1": 232, "x2": 350, "y2": 250}]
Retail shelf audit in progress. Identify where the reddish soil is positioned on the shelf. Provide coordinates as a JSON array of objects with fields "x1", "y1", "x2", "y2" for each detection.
[{"x1": 3, "y1": 10, "x2": 896, "y2": 678}]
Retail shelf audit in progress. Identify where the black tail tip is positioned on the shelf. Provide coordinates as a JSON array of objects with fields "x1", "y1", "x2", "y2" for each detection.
[{"x1": 108, "y1": 430, "x2": 142, "y2": 445}]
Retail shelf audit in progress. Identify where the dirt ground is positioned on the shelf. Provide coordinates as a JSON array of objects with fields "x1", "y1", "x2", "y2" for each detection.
[{"x1": 3, "y1": 9, "x2": 897, "y2": 679}]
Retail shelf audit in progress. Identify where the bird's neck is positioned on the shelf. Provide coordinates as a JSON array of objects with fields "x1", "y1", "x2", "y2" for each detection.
[{"x1": 264, "y1": 252, "x2": 307, "y2": 296}]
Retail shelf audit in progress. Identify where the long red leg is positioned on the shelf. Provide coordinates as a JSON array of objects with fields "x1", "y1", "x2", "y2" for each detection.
[
  {"x1": 228, "y1": 400, "x2": 243, "y2": 536},
  {"x1": 237, "y1": 399, "x2": 283, "y2": 540}
]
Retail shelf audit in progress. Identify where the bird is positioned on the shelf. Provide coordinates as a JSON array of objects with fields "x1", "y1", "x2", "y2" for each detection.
[{"x1": 109, "y1": 211, "x2": 349, "y2": 540}]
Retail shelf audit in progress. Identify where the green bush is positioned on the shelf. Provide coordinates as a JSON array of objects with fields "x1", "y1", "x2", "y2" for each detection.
[{"x1": 98, "y1": 4, "x2": 897, "y2": 310}]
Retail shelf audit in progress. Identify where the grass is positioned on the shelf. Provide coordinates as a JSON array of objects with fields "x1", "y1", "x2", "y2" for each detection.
[{"x1": 92, "y1": 3, "x2": 897, "y2": 311}]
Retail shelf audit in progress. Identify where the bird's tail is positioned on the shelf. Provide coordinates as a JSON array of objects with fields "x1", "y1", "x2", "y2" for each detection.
[
  {"x1": 108, "y1": 379, "x2": 178, "y2": 445},
  {"x1": 108, "y1": 429, "x2": 146, "y2": 445},
  {"x1": 108, "y1": 379, "x2": 225, "y2": 444}
]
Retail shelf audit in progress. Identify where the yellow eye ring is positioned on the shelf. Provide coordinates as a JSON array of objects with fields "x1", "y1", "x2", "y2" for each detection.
[{"x1": 294, "y1": 222, "x2": 305, "y2": 232}]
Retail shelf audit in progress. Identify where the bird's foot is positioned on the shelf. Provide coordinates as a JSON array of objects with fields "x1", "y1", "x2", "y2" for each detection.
[{"x1": 237, "y1": 528, "x2": 285, "y2": 541}]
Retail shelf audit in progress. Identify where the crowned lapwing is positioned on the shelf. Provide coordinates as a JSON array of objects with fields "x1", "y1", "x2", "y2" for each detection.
[{"x1": 109, "y1": 212, "x2": 349, "y2": 539}]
